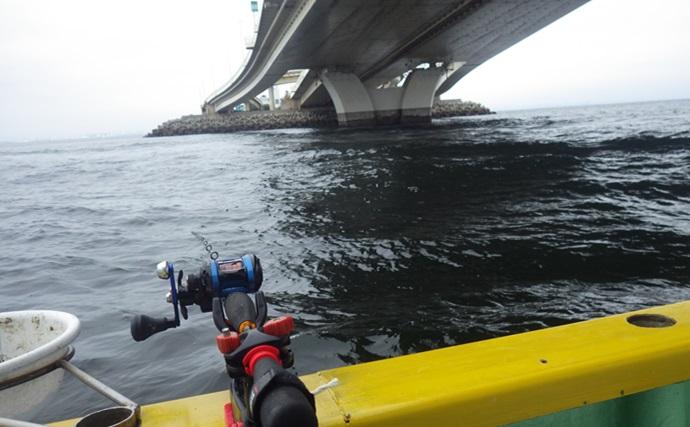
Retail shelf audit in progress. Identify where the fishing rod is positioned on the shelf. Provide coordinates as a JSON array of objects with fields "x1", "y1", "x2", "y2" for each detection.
[{"x1": 130, "y1": 254, "x2": 318, "y2": 427}]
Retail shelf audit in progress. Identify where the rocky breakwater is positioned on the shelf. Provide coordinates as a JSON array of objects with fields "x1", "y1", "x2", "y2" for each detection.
[
  {"x1": 147, "y1": 99, "x2": 492, "y2": 137},
  {"x1": 431, "y1": 99, "x2": 492, "y2": 118}
]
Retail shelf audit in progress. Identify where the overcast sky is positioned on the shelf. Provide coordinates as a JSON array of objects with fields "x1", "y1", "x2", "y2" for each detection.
[{"x1": 1, "y1": 0, "x2": 689, "y2": 141}]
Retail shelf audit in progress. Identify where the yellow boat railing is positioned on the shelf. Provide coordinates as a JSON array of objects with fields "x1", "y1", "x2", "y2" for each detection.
[{"x1": 52, "y1": 300, "x2": 690, "y2": 426}]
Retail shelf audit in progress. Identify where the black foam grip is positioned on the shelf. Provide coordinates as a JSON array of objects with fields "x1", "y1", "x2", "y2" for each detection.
[
  {"x1": 259, "y1": 382, "x2": 318, "y2": 427},
  {"x1": 225, "y1": 292, "x2": 257, "y2": 332},
  {"x1": 251, "y1": 358, "x2": 317, "y2": 427}
]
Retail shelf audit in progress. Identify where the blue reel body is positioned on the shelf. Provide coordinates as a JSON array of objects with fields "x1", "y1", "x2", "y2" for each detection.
[{"x1": 211, "y1": 255, "x2": 263, "y2": 297}]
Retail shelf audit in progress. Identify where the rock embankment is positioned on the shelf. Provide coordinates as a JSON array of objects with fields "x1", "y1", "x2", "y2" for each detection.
[
  {"x1": 431, "y1": 99, "x2": 492, "y2": 118},
  {"x1": 147, "y1": 99, "x2": 492, "y2": 137}
]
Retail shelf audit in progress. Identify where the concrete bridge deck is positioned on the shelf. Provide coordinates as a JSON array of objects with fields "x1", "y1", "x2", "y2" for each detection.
[{"x1": 205, "y1": 0, "x2": 589, "y2": 126}]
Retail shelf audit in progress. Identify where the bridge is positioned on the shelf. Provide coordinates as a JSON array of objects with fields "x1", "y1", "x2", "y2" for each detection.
[{"x1": 204, "y1": 0, "x2": 589, "y2": 126}]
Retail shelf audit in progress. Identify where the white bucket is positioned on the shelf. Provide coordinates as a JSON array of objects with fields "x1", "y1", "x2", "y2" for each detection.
[{"x1": 0, "y1": 310, "x2": 80, "y2": 418}]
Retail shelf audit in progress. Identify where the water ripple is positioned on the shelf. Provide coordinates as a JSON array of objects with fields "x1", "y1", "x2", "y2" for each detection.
[{"x1": 1, "y1": 100, "x2": 689, "y2": 422}]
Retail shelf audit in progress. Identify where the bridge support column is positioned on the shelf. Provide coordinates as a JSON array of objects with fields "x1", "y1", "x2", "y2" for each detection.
[
  {"x1": 268, "y1": 86, "x2": 276, "y2": 111},
  {"x1": 202, "y1": 103, "x2": 217, "y2": 115},
  {"x1": 319, "y1": 70, "x2": 375, "y2": 127},
  {"x1": 319, "y1": 67, "x2": 447, "y2": 127},
  {"x1": 400, "y1": 68, "x2": 447, "y2": 125},
  {"x1": 365, "y1": 86, "x2": 404, "y2": 125}
]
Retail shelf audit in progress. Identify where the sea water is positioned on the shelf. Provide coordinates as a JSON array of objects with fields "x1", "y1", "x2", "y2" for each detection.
[{"x1": 1, "y1": 99, "x2": 689, "y2": 421}]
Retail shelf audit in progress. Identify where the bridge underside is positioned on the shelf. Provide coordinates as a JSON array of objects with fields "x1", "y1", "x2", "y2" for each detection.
[{"x1": 205, "y1": 0, "x2": 589, "y2": 127}]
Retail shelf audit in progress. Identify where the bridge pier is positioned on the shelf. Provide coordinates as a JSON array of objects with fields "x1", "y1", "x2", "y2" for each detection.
[
  {"x1": 319, "y1": 70, "x2": 376, "y2": 127},
  {"x1": 400, "y1": 68, "x2": 447, "y2": 124},
  {"x1": 319, "y1": 68, "x2": 447, "y2": 127},
  {"x1": 268, "y1": 86, "x2": 276, "y2": 111},
  {"x1": 365, "y1": 85, "x2": 403, "y2": 125}
]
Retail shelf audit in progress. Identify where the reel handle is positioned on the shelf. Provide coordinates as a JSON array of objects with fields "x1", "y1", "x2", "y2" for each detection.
[{"x1": 131, "y1": 314, "x2": 176, "y2": 341}]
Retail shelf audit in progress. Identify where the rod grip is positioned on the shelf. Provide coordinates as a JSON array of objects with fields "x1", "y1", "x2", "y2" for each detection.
[
  {"x1": 259, "y1": 386, "x2": 318, "y2": 427},
  {"x1": 252, "y1": 357, "x2": 318, "y2": 427},
  {"x1": 224, "y1": 292, "x2": 257, "y2": 332}
]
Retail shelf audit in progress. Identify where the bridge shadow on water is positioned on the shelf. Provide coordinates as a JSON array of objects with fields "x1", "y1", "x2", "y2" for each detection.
[{"x1": 256, "y1": 122, "x2": 690, "y2": 368}]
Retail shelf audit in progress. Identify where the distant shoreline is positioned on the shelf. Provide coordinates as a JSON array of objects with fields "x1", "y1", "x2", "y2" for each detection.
[{"x1": 146, "y1": 99, "x2": 493, "y2": 137}]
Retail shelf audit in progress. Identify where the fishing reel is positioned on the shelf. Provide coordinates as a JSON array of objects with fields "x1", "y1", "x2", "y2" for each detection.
[
  {"x1": 129, "y1": 252, "x2": 294, "y2": 380},
  {"x1": 131, "y1": 254, "x2": 266, "y2": 341},
  {"x1": 130, "y1": 254, "x2": 318, "y2": 427}
]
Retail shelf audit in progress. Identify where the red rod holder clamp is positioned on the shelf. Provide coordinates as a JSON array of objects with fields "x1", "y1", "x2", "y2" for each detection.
[
  {"x1": 216, "y1": 331, "x2": 241, "y2": 354},
  {"x1": 263, "y1": 315, "x2": 295, "y2": 337},
  {"x1": 224, "y1": 402, "x2": 244, "y2": 427},
  {"x1": 242, "y1": 345, "x2": 282, "y2": 376}
]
